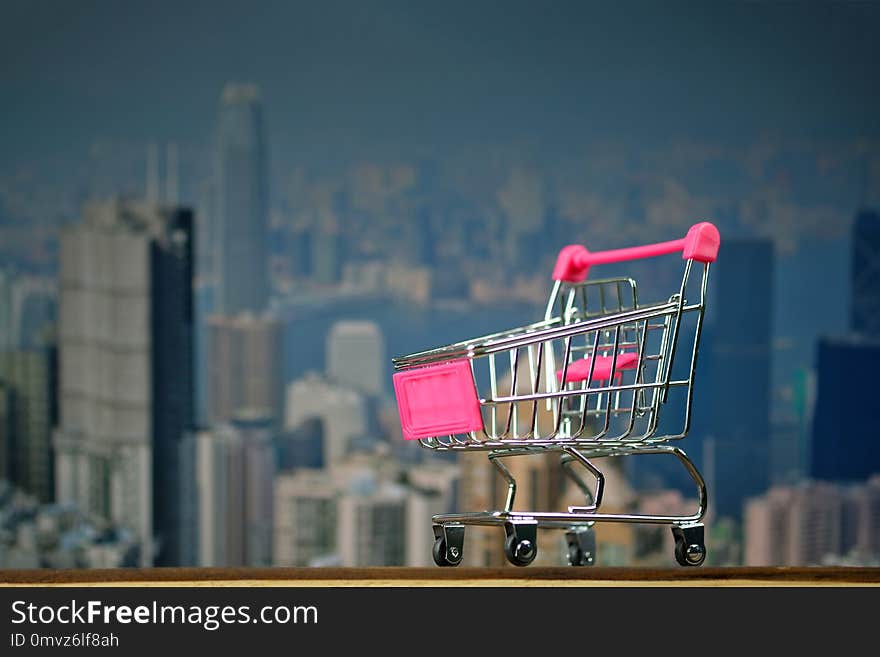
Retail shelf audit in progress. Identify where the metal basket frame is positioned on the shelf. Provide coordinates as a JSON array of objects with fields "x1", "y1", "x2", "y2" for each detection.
[{"x1": 392, "y1": 224, "x2": 719, "y2": 566}]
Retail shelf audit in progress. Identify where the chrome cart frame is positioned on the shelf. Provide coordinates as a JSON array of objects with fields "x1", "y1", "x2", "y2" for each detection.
[{"x1": 392, "y1": 222, "x2": 720, "y2": 567}]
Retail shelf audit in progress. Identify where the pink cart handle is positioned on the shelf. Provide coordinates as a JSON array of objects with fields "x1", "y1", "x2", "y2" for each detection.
[{"x1": 552, "y1": 221, "x2": 720, "y2": 283}]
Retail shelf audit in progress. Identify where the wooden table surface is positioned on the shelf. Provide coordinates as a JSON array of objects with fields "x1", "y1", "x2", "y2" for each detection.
[{"x1": 2, "y1": 566, "x2": 879, "y2": 587}]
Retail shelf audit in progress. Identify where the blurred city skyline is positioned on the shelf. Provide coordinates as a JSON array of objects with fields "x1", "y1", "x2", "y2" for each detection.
[
  {"x1": 3, "y1": 2, "x2": 880, "y2": 248},
  {"x1": 1, "y1": 1, "x2": 880, "y2": 569}
]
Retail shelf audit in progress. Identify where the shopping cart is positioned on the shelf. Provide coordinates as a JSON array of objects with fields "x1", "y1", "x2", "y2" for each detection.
[{"x1": 392, "y1": 222, "x2": 720, "y2": 567}]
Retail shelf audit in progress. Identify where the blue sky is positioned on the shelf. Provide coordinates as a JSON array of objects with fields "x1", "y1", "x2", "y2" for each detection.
[{"x1": 2, "y1": 0, "x2": 879, "y2": 172}]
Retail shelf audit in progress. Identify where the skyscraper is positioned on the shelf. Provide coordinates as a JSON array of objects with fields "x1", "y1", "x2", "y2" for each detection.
[
  {"x1": 337, "y1": 481, "x2": 406, "y2": 566},
  {"x1": 0, "y1": 268, "x2": 13, "y2": 352},
  {"x1": 287, "y1": 228, "x2": 312, "y2": 279},
  {"x1": 497, "y1": 166, "x2": 545, "y2": 264},
  {"x1": 277, "y1": 416, "x2": 324, "y2": 470},
  {"x1": 807, "y1": 208, "x2": 880, "y2": 484},
  {"x1": 326, "y1": 320, "x2": 385, "y2": 397},
  {"x1": 177, "y1": 430, "x2": 199, "y2": 567},
  {"x1": 851, "y1": 208, "x2": 880, "y2": 337},
  {"x1": 234, "y1": 413, "x2": 276, "y2": 568},
  {"x1": 10, "y1": 276, "x2": 56, "y2": 349},
  {"x1": 693, "y1": 238, "x2": 774, "y2": 519},
  {"x1": 187, "y1": 415, "x2": 276, "y2": 567},
  {"x1": 0, "y1": 348, "x2": 57, "y2": 503},
  {"x1": 207, "y1": 311, "x2": 283, "y2": 428},
  {"x1": 810, "y1": 336, "x2": 880, "y2": 481},
  {"x1": 0, "y1": 383, "x2": 13, "y2": 481},
  {"x1": 215, "y1": 83, "x2": 269, "y2": 315},
  {"x1": 311, "y1": 229, "x2": 342, "y2": 285},
  {"x1": 285, "y1": 372, "x2": 367, "y2": 466},
  {"x1": 188, "y1": 428, "x2": 228, "y2": 567},
  {"x1": 54, "y1": 198, "x2": 194, "y2": 566},
  {"x1": 273, "y1": 469, "x2": 337, "y2": 567}
]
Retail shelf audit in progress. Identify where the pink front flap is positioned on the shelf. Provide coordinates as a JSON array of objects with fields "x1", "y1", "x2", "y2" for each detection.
[
  {"x1": 557, "y1": 352, "x2": 640, "y2": 385},
  {"x1": 393, "y1": 359, "x2": 484, "y2": 441}
]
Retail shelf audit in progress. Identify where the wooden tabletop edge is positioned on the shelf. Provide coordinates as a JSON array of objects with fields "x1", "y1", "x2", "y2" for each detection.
[{"x1": 2, "y1": 566, "x2": 879, "y2": 586}]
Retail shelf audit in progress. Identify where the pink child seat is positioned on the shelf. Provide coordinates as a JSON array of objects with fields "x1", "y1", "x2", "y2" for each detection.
[{"x1": 557, "y1": 351, "x2": 640, "y2": 385}]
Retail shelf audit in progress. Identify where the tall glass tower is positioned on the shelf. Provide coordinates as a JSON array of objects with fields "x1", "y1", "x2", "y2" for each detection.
[
  {"x1": 689, "y1": 238, "x2": 775, "y2": 519},
  {"x1": 55, "y1": 199, "x2": 194, "y2": 566},
  {"x1": 807, "y1": 208, "x2": 880, "y2": 483},
  {"x1": 214, "y1": 83, "x2": 269, "y2": 314},
  {"x1": 851, "y1": 208, "x2": 880, "y2": 337}
]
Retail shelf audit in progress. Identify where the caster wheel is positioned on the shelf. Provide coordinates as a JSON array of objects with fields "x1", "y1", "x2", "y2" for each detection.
[
  {"x1": 432, "y1": 525, "x2": 464, "y2": 567},
  {"x1": 674, "y1": 539, "x2": 706, "y2": 567},
  {"x1": 504, "y1": 533, "x2": 537, "y2": 567},
  {"x1": 567, "y1": 543, "x2": 586, "y2": 567},
  {"x1": 671, "y1": 524, "x2": 706, "y2": 567},
  {"x1": 565, "y1": 528, "x2": 595, "y2": 566}
]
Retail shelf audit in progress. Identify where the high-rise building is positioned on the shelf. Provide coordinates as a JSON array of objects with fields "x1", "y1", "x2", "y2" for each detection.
[
  {"x1": 285, "y1": 373, "x2": 367, "y2": 466},
  {"x1": 337, "y1": 481, "x2": 406, "y2": 566},
  {"x1": 176, "y1": 430, "x2": 198, "y2": 567},
  {"x1": 277, "y1": 416, "x2": 324, "y2": 470},
  {"x1": 273, "y1": 469, "x2": 337, "y2": 567},
  {"x1": 215, "y1": 82, "x2": 269, "y2": 314},
  {"x1": 810, "y1": 336, "x2": 880, "y2": 481},
  {"x1": 194, "y1": 179, "x2": 216, "y2": 281},
  {"x1": 692, "y1": 238, "x2": 774, "y2": 519},
  {"x1": 326, "y1": 320, "x2": 385, "y2": 397},
  {"x1": 805, "y1": 209, "x2": 880, "y2": 484},
  {"x1": 744, "y1": 477, "x2": 880, "y2": 566},
  {"x1": 770, "y1": 367, "x2": 815, "y2": 486},
  {"x1": 851, "y1": 208, "x2": 880, "y2": 337},
  {"x1": 498, "y1": 166, "x2": 545, "y2": 264},
  {"x1": 414, "y1": 206, "x2": 435, "y2": 265},
  {"x1": 744, "y1": 485, "x2": 797, "y2": 565},
  {"x1": 187, "y1": 416, "x2": 276, "y2": 567},
  {"x1": 193, "y1": 280, "x2": 215, "y2": 427},
  {"x1": 0, "y1": 382, "x2": 13, "y2": 480},
  {"x1": 0, "y1": 268, "x2": 13, "y2": 351},
  {"x1": 848, "y1": 475, "x2": 880, "y2": 558},
  {"x1": 54, "y1": 198, "x2": 194, "y2": 566},
  {"x1": 0, "y1": 348, "x2": 57, "y2": 503},
  {"x1": 188, "y1": 429, "x2": 226, "y2": 567},
  {"x1": 311, "y1": 230, "x2": 342, "y2": 285},
  {"x1": 207, "y1": 311, "x2": 283, "y2": 427},
  {"x1": 10, "y1": 276, "x2": 56, "y2": 349},
  {"x1": 287, "y1": 228, "x2": 312, "y2": 279},
  {"x1": 406, "y1": 461, "x2": 459, "y2": 504},
  {"x1": 770, "y1": 418, "x2": 805, "y2": 486},
  {"x1": 235, "y1": 413, "x2": 276, "y2": 567}
]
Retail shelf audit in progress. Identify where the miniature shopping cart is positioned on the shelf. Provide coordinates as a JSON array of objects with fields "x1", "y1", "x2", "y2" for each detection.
[{"x1": 392, "y1": 222, "x2": 720, "y2": 567}]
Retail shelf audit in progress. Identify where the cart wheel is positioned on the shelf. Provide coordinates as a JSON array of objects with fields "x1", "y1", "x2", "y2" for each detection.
[
  {"x1": 674, "y1": 539, "x2": 706, "y2": 567},
  {"x1": 431, "y1": 525, "x2": 464, "y2": 567},
  {"x1": 504, "y1": 533, "x2": 537, "y2": 567},
  {"x1": 567, "y1": 542, "x2": 584, "y2": 566},
  {"x1": 565, "y1": 528, "x2": 595, "y2": 567},
  {"x1": 671, "y1": 524, "x2": 706, "y2": 567}
]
